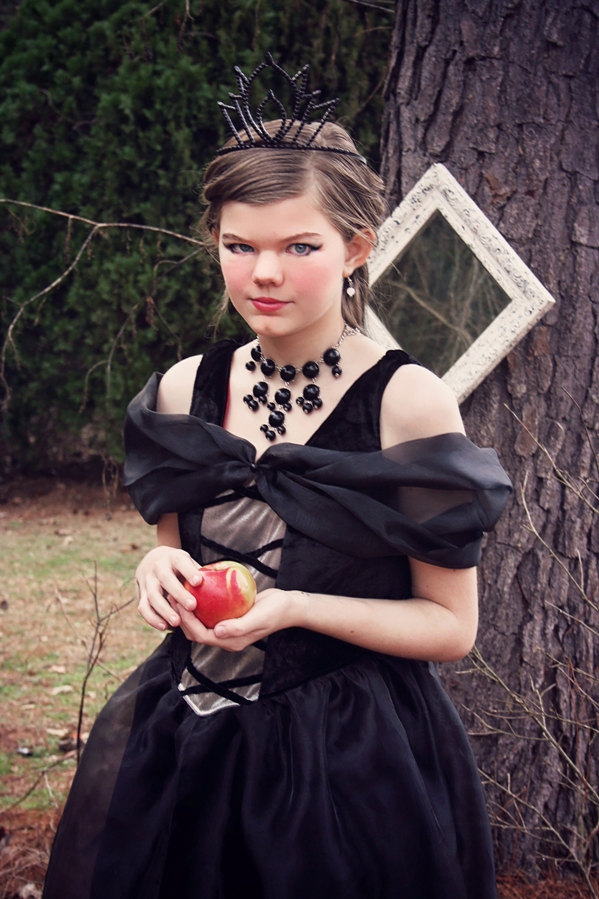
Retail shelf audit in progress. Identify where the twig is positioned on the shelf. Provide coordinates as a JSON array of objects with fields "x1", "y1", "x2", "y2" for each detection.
[
  {"x1": 340, "y1": 0, "x2": 395, "y2": 11},
  {"x1": 0, "y1": 197, "x2": 206, "y2": 421},
  {"x1": 0, "y1": 199, "x2": 203, "y2": 246},
  {"x1": 75, "y1": 567, "x2": 135, "y2": 764},
  {"x1": 3, "y1": 753, "x2": 76, "y2": 811}
]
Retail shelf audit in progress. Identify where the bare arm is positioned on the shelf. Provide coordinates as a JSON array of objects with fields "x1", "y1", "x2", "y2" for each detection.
[
  {"x1": 175, "y1": 363, "x2": 479, "y2": 661},
  {"x1": 135, "y1": 356, "x2": 205, "y2": 631}
]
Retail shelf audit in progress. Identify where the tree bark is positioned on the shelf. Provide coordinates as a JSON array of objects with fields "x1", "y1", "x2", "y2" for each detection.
[{"x1": 381, "y1": 0, "x2": 599, "y2": 878}]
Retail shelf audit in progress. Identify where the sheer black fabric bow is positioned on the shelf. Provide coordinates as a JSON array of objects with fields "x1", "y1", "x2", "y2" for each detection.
[{"x1": 123, "y1": 374, "x2": 512, "y2": 569}]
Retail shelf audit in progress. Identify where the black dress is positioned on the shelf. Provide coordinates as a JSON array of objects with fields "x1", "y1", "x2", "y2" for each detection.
[{"x1": 42, "y1": 342, "x2": 511, "y2": 899}]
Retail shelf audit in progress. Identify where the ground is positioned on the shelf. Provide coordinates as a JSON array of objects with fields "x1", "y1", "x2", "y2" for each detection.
[{"x1": 0, "y1": 478, "x2": 596, "y2": 898}]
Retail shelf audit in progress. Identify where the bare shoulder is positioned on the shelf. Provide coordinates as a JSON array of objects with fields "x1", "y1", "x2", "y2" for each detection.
[
  {"x1": 380, "y1": 362, "x2": 464, "y2": 448},
  {"x1": 157, "y1": 355, "x2": 203, "y2": 415}
]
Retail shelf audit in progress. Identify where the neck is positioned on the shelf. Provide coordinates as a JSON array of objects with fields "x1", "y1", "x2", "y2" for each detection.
[{"x1": 257, "y1": 319, "x2": 348, "y2": 366}]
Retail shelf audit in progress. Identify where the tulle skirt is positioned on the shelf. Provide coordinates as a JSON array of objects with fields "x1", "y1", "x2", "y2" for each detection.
[{"x1": 42, "y1": 636, "x2": 496, "y2": 899}]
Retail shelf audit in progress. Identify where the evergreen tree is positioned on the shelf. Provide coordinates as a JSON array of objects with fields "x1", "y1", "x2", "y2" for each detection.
[{"x1": 0, "y1": 0, "x2": 392, "y2": 472}]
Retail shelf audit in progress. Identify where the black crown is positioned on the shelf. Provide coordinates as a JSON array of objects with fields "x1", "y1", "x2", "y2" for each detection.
[{"x1": 216, "y1": 53, "x2": 366, "y2": 163}]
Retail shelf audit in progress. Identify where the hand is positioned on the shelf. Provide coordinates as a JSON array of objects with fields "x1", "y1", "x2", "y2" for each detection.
[
  {"x1": 174, "y1": 587, "x2": 306, "y2": 652},
  {"x1": 136, "y1": 545, "x2": 202, "y2": 631}
]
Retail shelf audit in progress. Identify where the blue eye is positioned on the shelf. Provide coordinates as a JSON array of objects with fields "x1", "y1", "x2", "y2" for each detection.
[
  {"x1": 291, "y1": 243, "x2": 319, "y2": 255},
  {"x1": 225, "y1": 243, "x2": 254, "y2": 254}
]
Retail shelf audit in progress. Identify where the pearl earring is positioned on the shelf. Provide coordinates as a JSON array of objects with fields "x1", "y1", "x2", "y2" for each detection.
[{"x1": 346, "y1": 275, "x2": 356, "y2": 298}]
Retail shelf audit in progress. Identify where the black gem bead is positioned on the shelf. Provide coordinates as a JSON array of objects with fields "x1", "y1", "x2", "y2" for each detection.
[
  {"x1": 332, "y1": 365, "x2": 342, "y2": 378},
  {"x1": 303, "y1": 383, "x2": 320, "y2": 400},
  {"x1": 274, "y1": 388, "x2": 291, "y2": 404},
  {"x1": 313, "y1": 397, "x2": 323, "y2": 409},
  {"x1": 302, "y1": 401, "x2": 314, "y2": 414},
  {"x1": 277, "y1": 426, "x2": 286, "y2": 435},
  {"x1": 296, "y1": 396, "x2": 304, "y2": 406},
  {"x1": 269, "y1": 410, "x2": 285, "y2": 427},
  {"x1": 265, "y1": 429, "x2": 276, "y2": 441},
  {"x1": 323, "y1": 347, "x2": 341, "y2": 366},
  {"x1": 245, "y1": 360, "x2": 256, "y2": 371},
  {"x1": 280, "y1": 364, "x2": 297, "y2": 383},
  {"x1": 260, "y1": 424, "x2": 269, "y2": 433},
  {"x1": 258, "y1": 396, "x2": 267, "y2": 404},
  {"x1": 253, "y1": 381, "x2": 268, "y2": 398},
  {"x1": 302, "y1": 360, "x2": 320, "y2": 379},
  {"x1": 267, "y1": 402, "x2": 276, "y2": 411},
  {"x1": 248, "y1": 399, "x2": 259, "y2": 411},
  {"x1": 251, "y1": 346, "x2": 262, "y2": 362},
  {"x1": 282, "y1": 403, "x2": 292, "y2": 412},
  {"x1": 243, "y1": 394, "x2": 252, "y2": 404},
  {"x1": 261, "y1": 358, "x2": 276, "y2": 377}
]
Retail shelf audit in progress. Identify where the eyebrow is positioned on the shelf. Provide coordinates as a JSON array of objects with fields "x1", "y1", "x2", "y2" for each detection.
[{"x1": 220, "y1": 232, "x2": 323, "y2": 242}]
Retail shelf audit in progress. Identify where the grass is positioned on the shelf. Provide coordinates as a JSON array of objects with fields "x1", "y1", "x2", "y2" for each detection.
[{"x1": 0, "y1": 480, "x2": 162, "y2": 814}]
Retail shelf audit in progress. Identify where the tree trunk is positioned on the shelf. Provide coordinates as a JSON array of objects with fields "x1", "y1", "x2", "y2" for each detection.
[{"x1": 381, "y1": 0, "x2": 599, "y2": 879}]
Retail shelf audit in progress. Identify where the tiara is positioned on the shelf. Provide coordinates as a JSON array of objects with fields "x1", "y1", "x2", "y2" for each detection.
[{"x1": 216, "y1": 53, "x2": 367, "y2": 164}]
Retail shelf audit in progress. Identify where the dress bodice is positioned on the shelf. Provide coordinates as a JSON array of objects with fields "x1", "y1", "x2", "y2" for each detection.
[{"x1": 177, "y1": 340, "x2": 418, "y2": 702}]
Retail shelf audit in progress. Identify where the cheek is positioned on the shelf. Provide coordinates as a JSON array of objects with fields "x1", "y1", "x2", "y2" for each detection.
[
  {"x1": 220, "y1": 255, "x2": 251, "y2": 296},
  {"x1": 290, "y1": 258, "x2": 342, "y2": 295}
]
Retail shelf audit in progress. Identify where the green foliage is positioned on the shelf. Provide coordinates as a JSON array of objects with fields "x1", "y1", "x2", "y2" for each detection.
[{"x1": 0, "y1": 0, "x2": 392, "y2": 473}]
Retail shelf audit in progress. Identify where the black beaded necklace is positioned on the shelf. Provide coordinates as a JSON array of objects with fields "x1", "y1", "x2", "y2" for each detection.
[{"x1": 243, "y1": 323, "x2": 360, "y2": 441}]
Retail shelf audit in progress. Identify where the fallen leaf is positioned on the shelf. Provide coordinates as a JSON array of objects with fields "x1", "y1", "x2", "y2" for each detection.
[
  {"x1": 17, "y1": 747, "x2": 34, "y2": 757},
  {"x1": 55, "y1": 528, "x2": 71, "y2": 537},
  {"x1": 22, "y1": 703, "x2": 36, "y2": 710},
  {"x1": 62, "y1": 535, "x2": 74, "y2": 547},
  {"x1": 50, "y1": 684, "x2": 74, "y2": 695},
  {"x1": 46, "y1": 727, "x2": 69, "y2": 738},
  {"x1": 18, "y1": 882, "x2": 42, "y2": 899},
  {"x1": 48, "y1": 664, "x2": 66, "y2": 674}
]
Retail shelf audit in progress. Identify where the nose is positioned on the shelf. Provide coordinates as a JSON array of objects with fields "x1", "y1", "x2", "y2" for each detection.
[{"x1": 252, "y1": 251, "x2": 283, "y2": 287}]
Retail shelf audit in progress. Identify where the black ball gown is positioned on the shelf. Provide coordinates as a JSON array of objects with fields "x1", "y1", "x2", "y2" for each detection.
[{"x1": 42, "y1": 341, "x2": 512, "y2": 899}]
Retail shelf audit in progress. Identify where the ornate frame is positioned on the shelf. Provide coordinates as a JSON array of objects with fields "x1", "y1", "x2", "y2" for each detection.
[{"x1": 365, "y1": 163, "x2": 555, "y2": 402}]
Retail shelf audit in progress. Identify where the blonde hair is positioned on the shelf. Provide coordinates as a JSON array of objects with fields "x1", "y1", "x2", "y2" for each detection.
[{"x1": 201, "y1": 121, "x2": 385, "y2": 329}]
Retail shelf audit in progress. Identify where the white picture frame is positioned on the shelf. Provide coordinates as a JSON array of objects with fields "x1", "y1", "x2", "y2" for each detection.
[{"x1": 366, "y1": 163, "x2": 555, "y2": 403}]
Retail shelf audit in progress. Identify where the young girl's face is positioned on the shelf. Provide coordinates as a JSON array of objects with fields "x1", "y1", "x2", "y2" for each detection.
[{"x1": 216, "y1": 193, "x2": 366, "y2": 343}]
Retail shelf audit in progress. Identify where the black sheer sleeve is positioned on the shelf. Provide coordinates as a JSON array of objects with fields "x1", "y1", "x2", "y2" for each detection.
[{"x1": 123, "y1": 374, "x2": 512, "y2": 569}]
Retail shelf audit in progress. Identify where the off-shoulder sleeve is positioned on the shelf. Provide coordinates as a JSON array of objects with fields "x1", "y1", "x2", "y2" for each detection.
[{"x1": 123, "y1": 374, "x2": 512, "y2": 568}]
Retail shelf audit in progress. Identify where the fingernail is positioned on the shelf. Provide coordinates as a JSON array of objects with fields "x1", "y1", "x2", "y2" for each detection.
[
  {"x1": 214, "y1": 624, "x2": 226, "y2": 637},
  {"x1": 170, "y1": 616, "x2": 178, "y2": 626}
]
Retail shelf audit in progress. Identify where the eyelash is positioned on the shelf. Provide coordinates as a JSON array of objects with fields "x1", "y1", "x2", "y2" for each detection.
[{"x1": 223, "y1": 243, "x2": 321, "y2": 256}]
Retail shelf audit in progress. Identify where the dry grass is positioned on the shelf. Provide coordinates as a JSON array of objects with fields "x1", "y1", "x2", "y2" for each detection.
[
  {"x1": 0, "y1": 479, "x2": 161, "y2": 814},
  {"x1": 0, "y1": 478, "x2": 162, "y2": 896}
]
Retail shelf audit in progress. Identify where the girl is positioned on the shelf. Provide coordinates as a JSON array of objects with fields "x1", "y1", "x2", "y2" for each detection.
[{"x1": 43, "y1": 58, "x2": 511, "y2": 899}]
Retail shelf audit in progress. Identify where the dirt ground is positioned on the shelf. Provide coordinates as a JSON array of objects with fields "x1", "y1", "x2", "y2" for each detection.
[{"x1": 0, "y1": 478, "x2": 596, "y2": 898}]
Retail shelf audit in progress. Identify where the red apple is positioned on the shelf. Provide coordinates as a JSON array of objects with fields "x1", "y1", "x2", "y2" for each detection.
[{"x1": 183, "y1": 561, "x2": 257, "y2": 629}]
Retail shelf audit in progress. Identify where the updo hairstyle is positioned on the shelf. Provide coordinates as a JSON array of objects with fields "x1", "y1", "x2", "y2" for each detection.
[{"x1": 201, "y1": 120, "x2": 385, "y2": 329}]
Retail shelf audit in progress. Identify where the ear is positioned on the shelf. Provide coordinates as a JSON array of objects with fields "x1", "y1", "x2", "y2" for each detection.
[
  {"x1": 211, "y1": 227, "x2": 220, "y2": 245},
  {"x1": 343, "y1": 228, "x2": 375, "y2": 275}
]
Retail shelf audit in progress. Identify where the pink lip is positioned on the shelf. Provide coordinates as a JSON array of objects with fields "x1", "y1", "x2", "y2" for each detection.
[{"x1": 250, "y1": 297, "x2": 289, "y2": 312}]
